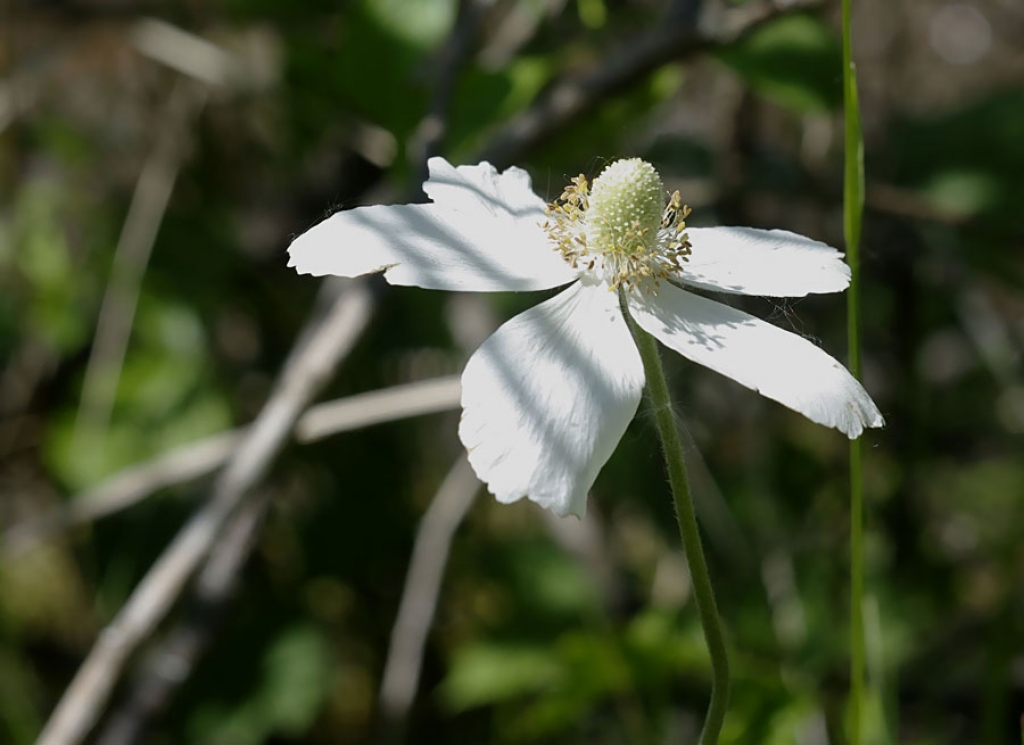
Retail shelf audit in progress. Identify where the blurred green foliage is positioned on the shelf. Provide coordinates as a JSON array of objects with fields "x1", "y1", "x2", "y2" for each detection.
[
  {"x1": 1, "y1": 1, "x2": 1022, "y2": 744},
  {"x1": 717, "y1": 14, "x2": 843, "y2": 113}
]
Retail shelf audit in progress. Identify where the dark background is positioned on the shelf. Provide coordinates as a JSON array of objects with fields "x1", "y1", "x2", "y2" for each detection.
[{"x1": 1, "y1": 0, "x2": 1022, "y2": 743}]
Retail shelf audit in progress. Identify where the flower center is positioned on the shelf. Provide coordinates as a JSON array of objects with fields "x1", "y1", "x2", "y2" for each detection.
[
  {"x1": 587, "y1": 159, "x2": 664, "y2": 257},
  {"x1": 543, "y1": 158, "x2": 692, "y2": 294}
]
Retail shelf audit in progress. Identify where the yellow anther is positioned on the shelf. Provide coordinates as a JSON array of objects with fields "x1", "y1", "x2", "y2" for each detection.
[{"x1": 543, "y1": 159, "x2": 692, "y2": 294}]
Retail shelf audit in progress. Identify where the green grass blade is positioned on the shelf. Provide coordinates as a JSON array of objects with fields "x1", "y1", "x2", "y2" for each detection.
[{"x1": 841, "y1": 0, "x2": 867, "y2": 743}]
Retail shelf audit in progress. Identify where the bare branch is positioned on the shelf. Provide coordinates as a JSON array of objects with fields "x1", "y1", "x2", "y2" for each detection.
[
  {"x1": 377, "y1": 456, "x2": 480, "y2": 742},
  {"x1": 131, "y1": 19, "x2": 239, "y2": 88},
  {"x1": 477, "y1": 0, "x2": 822, "y2": 167},
  {"x1": 0, "y1": 338, "x2": 57, "y2": 456},
  {"x1": 375, "y1": 299, "x2": 498, "y2": 741},
  {"x1": 410, "y1": 0, "x2": 487, "y2": 188},
  {"x1": 295, "y1": 374, "x2": 461, "y2": 442},
  {"x1": 35, "y1": 279, "x2": 374, "y2": 745},
  {"x1": 72, "y1": 80, "x2": 206, "y2": 444},
  {"x1": 2, "y1": 375, "x2": 462, "y2": 560},
  {"x1": 130, "y1": 18, "x2": 279, "y2": 91},
  {"x1": 93, "y1": 490, "x2": 273, "y2": 745},
  {"x1": 2, "y1": 432, "x2": 238, "y2": 558},
  {"x1": 478, "y1": 0, "x2": 568, "y2": 69}
]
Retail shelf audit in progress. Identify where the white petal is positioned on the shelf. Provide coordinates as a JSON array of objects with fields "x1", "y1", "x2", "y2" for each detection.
[
  {"x1": 459, "y1": 281, "x2": 645, "y2": 517},
  {"x1": 678, "y1": 227, "x2": 851, "y2": 297},
  {"x1": 628, "y1": 284, "x2": 883, "y2": 438},
  {"x1": 287, "y1": 158, "x2": 576, "y2": 292}
]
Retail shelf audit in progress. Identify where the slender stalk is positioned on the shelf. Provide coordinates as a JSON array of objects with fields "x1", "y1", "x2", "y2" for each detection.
[
  {"x1": 622, "y1": 294, "x2": 730, "y2": 744},
  {"x1": 841, "y1": 0, "x2": 867, "y2": 741},
  {"x1": 849, "y1": 435, "x2": 865, "y2": 743}
]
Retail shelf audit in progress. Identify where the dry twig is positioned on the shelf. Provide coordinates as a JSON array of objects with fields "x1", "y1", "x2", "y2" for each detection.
[
  {"x1": 35, "y1": 279, "x2": 374, "y2": 745},
  {"x1": 72, "y1": 80, "x2": 206, "y2": 444},
  {"x1": 3, "y1": 375, "x2": 462, "y2": 559},
  {"x1": 479, "y1": 0, "x2": 821, "y2": 167},
  {"x1": 377, "y1": 456, "x2": 481, "y2": 742},
  {"x1": 93, "y1": 490, "x2": 273, "y2": 745},
  {"x1": 410, "y1": 0, "x2": 487, "y2": 186}
]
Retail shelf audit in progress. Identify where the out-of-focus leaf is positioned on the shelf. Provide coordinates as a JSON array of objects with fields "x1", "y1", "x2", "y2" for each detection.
[
  {"x1": 888, "y1": 90, "x2": 1024, "y2": 243},
  {"x1": 363, "y1": 0, "x2": 456, "y2": 48},
  {"x1": 556, "y1": 629, "x2": 631, "y2": 697},
  {"x1": 260, "y1": 625, "x2": 334, "y2": 734},
  {"x1": 188, "y1": 625, "x2": 332, "y2": 745},
  {"x1": 716, "y1": 14, "x2": 843, "y2": 113},
  {"x1": 577, "y1": 0, "x2": 607, "y2": 29},
  {"x1": 506, "y1": 539, "x2": 602, "y2": 620},
  {"x1": 45, "y1": 295, "x2": 230, "y2": 489},
  {"x1": 624, "y1": 607, "x2": 709, "y2": 676},
  {"x1": 507, "y1": 630, "x2": 633, "y2": 738},
  {"x1": 761, "y1": 697, "x2": 826, "y2": 745},
  {"x1": 923, "y1": 170, "x2": 1000, "y2": 218},
  {"x1": 319, "y1": 0, "x2": 455, "y2": 143},
  {"x1": 0, "y1": 649, "x2": 41, "y2": 745},
  {"x1": 922, "y1": 459, "x2": 1024, "y2": 560},
  {"x1": 449, "y1": 57, "x2": 553, "y2": 157},
  {"x1": 532, "y1": 69, "x2": 684, "y2": 175},
  {"x1": 0, "y1": 544, "x2": 93, "y2": 644},
  {"x1": 440, "y1": 643, "x2": 564, "y2": 711},
  {"x1": 11, "y1": 179, "x2": 91, "y2": 351}
]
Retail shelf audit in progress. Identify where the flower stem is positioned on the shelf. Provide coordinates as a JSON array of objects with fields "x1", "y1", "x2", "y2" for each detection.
[{"x1": 622, "y1": 294, "x2": 730, "y2": 744}]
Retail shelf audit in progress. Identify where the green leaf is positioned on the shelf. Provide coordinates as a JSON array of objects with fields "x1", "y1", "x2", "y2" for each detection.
[
  {"x1": 45, "y1": 295, "x2": 229, "y2": 489},
  {"x1": 259, "y1": 626, "x2": 333, "y2": 734},
  {"x1": 440, "y1": 643, "x2": 564, "y2": 711},
  {"x1": 362, "y1": 0, "x2": 456, "y2": 49},
  {"x1": 187, "y1": 625, "x2": 333, "y2": 745},
  {"x1": 717, "y1": 14, "x2": 843, "y2": 113},
  {"x1": 888, "y1": 90, "x2": 1024, "y2": 235},
  {"x1": 507, "y1": 540, "x2": 601, "y2": 620},
  {"x1": 11, "y1": 179, "x2": 91, "y2": 350}
]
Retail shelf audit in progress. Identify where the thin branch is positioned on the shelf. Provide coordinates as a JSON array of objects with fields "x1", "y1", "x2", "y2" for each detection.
[
  {"x1": 0, "y1": 338, "x2": 57, "y2": 457},
  {"x1": 93, "y1": 490, "x2": 273, "y2": 745},
  {"x1": 2, "y1": 433, "x2": 239, "y2": 560},
  {"x1": 35, "y1": 278, "x2": 374, "y2": 745},
  {"x1": 375, "y1": 287, "x2": 495, "y2": 741},
  {"x1": 478, "y1": 0, "x2": 568, "y2": 69},
  {"x1": 72, "y1": 80, "x2": 206, "y2": 444},
  {"x1": 374, "y1": 249, "x2": 497, "y2": 745},
  {"x1": 294, "y1": 374, "x2": 462, "y2": 442},
  {"x1": 866, "y1": 181, "x2": 972, "y2": 226},
  {"x1": 130, "y1": 18, "x2": 242, "y2": 88},
  {"x1": 0, "y1": 0, "x2": 33, "y2": 136},
  {"x1": 2, "y1": 375, "x2": 462, "y2": 560},
  {"x1": 477, "y1": 0, "x2": 821, "y2": 167},
  {"x1": 411, "y1": 0, "x2": 487, "y2": 189},
  {"x1": 377, "y1": 456, "x2": 480, "y2": 742}
]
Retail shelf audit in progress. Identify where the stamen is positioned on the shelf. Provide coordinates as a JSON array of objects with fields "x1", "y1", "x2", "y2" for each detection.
[{"x1": 542, "y1": 159, "x2": 692, "y2": 294}]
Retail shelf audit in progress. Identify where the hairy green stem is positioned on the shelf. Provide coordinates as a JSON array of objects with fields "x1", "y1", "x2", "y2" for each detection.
[{"x1": 622, "y1": 295, "x2": 730, "y2": 744}]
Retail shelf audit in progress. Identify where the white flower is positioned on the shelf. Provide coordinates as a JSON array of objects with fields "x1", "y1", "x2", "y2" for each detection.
[{"x1": 289, "y1": 157, "x2": 883, "y2": 518}]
